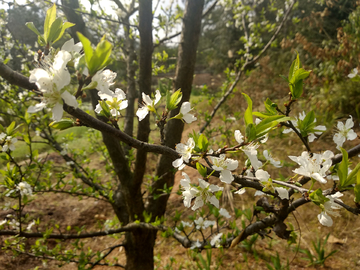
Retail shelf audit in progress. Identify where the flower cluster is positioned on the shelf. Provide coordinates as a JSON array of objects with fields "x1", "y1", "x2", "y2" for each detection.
[
  {"x1": 28, "y1": 39, "x2": 80, "y2": 121},
  {"x1": 0, "y1": 133, "x2": 17, "y2": 152},
  {"x1": 180, "y1": 173, "x2": 223, "y2": 211},
  {"x1": 333, "y1": 116, "x2": 357, "y2": 150},
  {"x1": 283, "y1": 111, "x2": 326, "y2": 142}
]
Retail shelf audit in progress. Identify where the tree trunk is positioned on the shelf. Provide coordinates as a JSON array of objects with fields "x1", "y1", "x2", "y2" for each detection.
[
  {"x1": 147, "y1": 0, "x2": 205, "y2": 219},
  {"x1": 125, "y1": 229, "x2": 157, "y2": 270}
]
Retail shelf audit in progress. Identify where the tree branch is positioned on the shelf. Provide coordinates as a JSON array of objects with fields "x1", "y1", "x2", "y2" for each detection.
[{"x1": 199, "y1": 0, "x2": 296, "y2": 133}]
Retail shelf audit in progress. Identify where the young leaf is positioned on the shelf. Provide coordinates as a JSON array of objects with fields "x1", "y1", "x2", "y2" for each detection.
[
  {"x1": 196, "y1": 162, "x2": 207, "y2": 178},
  {"x1": 53, "y1": 22, "x2": 75, "y2": 44},
  {"x1": 245, "y1": 123, "x2": 256, "y2": 142},
  {"x1": 6, "y1": 121, "x2": 16, "y2": 135},
  {"x1": 25, "y1": 22, "x2": 42, "y2": 37},
  {"x1": 242, "y1": 93, "x2": 253, "y2": 126},
  {"x1": 345, "y1": 162, "x2": 360, "y2": 187},
  {"x1": 47, "y1": 17, "x2": 63, "y2": 44},
  {"x1": 338, "y1": 148, "x2": 349, "y2": 189},
  {"x1": 91, "y1": 36, "x2": 113, "y2": 73},
  {"x1": 309, "y1": 188, "x2": 329, "y2": 206},
  {"x1": 166, "y1": 89, "x2": 182, "y2": 111},
  {"x1": 44, "y1": 4, "x2": 57, "y2": 43},
  {"x1": 77, "y1": 32, "x2": 94, "y2": 73}
]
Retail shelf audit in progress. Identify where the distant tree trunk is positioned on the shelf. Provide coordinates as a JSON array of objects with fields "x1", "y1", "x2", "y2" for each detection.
[{"x1": 147, "y1": 0, "x2": 205, "y2": 218}]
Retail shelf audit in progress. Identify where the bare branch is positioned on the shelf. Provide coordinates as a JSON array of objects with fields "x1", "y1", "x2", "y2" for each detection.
[{"x1": 199, "y1": 0, "x2": 296, "y2": 133}]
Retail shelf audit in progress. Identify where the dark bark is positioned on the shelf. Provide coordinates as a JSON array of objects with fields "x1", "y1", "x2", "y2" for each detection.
[
  {"x1": 147, "y1": 0, "x2": 205, "y2": 218},
  {"x1": 61, "y1": 0, "x2": 97, "y2": 43}
]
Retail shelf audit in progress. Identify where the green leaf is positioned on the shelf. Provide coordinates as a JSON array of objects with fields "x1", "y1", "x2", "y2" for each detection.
[
  {"x1": 293, "y1": 68, "x2": 311, "y2": 82},
  {"x1": 53, "y1": 22, "x2": 75, "y2": 44},
  {"x1": 49, "y1": 119, "x2": 74, "y2": 130},
  {"x1": 166, "y1": 89, "x2": 182, "y2": 111},
  {"x1": 99, "y1": 100, "x2": 111, "y2": 118},
  {"x1": 77, "y1": 32, "x2": 94, "y2": 73},
  {"x1": 255, "y1": 115, "x2": 290, "y2": 136},
  {"x1": 47, "y1": 17, "x2": 63, "y2": 44},
  {"x1": 196, "y1": 162, "x2": 207, "y2": 178},
  {"x1": 242, "y1": 93, "x2": 253, "y2": 126},
  {"x1": 6, "y1": 121, "x2": 16, "y2": 135},
  {"x1": 309, "y1": 188, "x2": 329, "y2": 206},
  {"x1": 355, "y1": 180, "x2": 360, "y2": 203},
  {"x1": 245, "y1": 123, "x2": 256, "y2": 142},
  {"x1": 25, "y1": 22, "x2": 42, "y2": 37},
  {"x1": 264, "y1": 98, "x2": 278, "y2": 115},
  {"x1": 338, "y1": 148, "x2": 349, "y2": 189},
  {"x1": 197, "y1": 134, "x2": 208, "y2": 152},
  {"x1": 298, "y1": 111, "x2": 315, "y2": 136},
  {"x1": 279, "y1": 74, "x2": 290, "y2": 83},
  {"x1": 44, "y1": 4, "x2": 57, "y2": 43},
  {"x1": 291, "y1": 79, "x2": 304, "y2": 99},
  {"x1": 345, "y1": 162, "x2": 360, "y2": 187},
  {"x1": 91, "y1": 36, "x2": 113, "y2": 73},
  {"x1": 288, "y1": 52, "x2": 301, "y2": 81}
]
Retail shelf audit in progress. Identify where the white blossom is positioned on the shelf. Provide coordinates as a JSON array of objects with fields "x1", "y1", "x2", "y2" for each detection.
[
  {"x1": 210, "y1": 233, "x2": 223, "y2": 247},
  {"x1": 235, "y1": 188, "x2": 246, "y2": 195},
  {"x1": 289, "y1": 151, "x2": 334, "y2": 184},
  {"x1": 61, "y1": 38, "x2": 82, "y2": 55},
  {"x1": 242, "y1": 143, "x2": 262, "y2": 170},
  {"x1": 26, "y1": 220, "x2": 36, "y2": 231},
  {"x1": 172, "y1": 138, "x2": 195, "y2": 170},
  {"x1": 180, "y1": 173, "x2": 223, "y2": 211},
  {"x1": 0, "y1": 219, "x2": 7, "y2": 227},
  {"x1": 348, "y1": 68, "x2": 358, "y2": 78},
  {"x1": 179, "y1": 102, "x2": 197, "y2": 123},
  {"x1": 210, "y1": 154, "x2": 238, "y2": 184},
  {"x1": 219, "y1": 208, "x2": 231, "y2": 219},
  {"x1": 263, "y1": 150, "x2": 282, "y2": 168},
  {"x1": 136, "y1": 90, "x2": 161, "y2": 121},
  {"x1": 283, "y1": 111, "x2": 326, "y2": 142},
  {"x1": 255, "y1": 169, "x2": 270, "y2": 182},
  {"x1": 181, "y1": 221, "x2": 193, "y2": 228},
  {"x1": 92, "y1": 69, "x2": 117, "y2": 96},
  {"x1": 333, "y1": 116, "x2": 357, "y2": 150},
  {"x1": 95, "y1": 88, "x2": 128, "y2": 117},
  {"x1": 274, "y1": 187, "x2": 289, "y2": 200},
  {"x1": 317, "y1": 192, "x2": 343, "y2": 227},
  {"x1": 16, "y1": 182, "x2": 33, "y2": 197},
  {"x1": 194, "y1": 217, "x2": 215, "y2": 230},
  {"x1": 234, "y1": 130, "x2": 244, "y2": 144},
  {"x1": 9, "y1": 219, "x2": 20, "y2": 230},
  {"x1": 2, "y1": 136, "x2": 17, "y2": 152},
  {"x1": 190, "y1": 239, "x2": 202, "y2": 249},
  {"x1": 28, "y1": 50, "x2": 78, "y2": 121}
]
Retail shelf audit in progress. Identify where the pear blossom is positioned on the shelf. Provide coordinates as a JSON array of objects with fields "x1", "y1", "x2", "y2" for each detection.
[
  {"x1": 181, "y1": 221, "x2": 193, "y2": 228},
  {"x1": 180, "y1": 173, "x2": 197, "y2": 208},
  {"x1": 91, "y1": 69, "x2": 117, "y2": 96},
  {"x1": 0, "y1": 132, "x2": 6, "y2": 142},
  {"x1": 16, "y1": 182, "x2": 33, "y2": 197},
  {"x1": 26, "y1": 220, "x2": 36, "y2": 231},
  {"x1": 289, "y1": 150, "x2": 334, "y2": 184},
  {"x1": 61, "y1": 38, "x2": 82, "y2": 55},
  {"x1": 0, "y1": 219, "x2": 7, "y2": 227},
  {"x1": 210, "y1": 154, "x2": 238, "y2": 184},
  {"x1": 283, "y1": 111, "x2": 326, "y2": 142},
  {"x1": 28, "y1": 50, "x2": 78, "y2": 121},
  {"x1": 333, "y1": 116, "x2": 357, "y2": 150},
  {"x1": 136, "y1": 90, "x2": 161, "y2": 121},
  {"x1": 95, "y1": 88, "x2": 128, "y2": 117},
  {"x1": 219, "y1": 208, "x2": 231, "y2": 218},
  {"x1": 255, "y1": 169, "x2": 270, "y2": 182},
  {"x1": 242, "y1": 143, "x2": 262, "y2": 170},
  {"x1": 9, "y1": 219, "x2": 20, "y2": 230},
  {"x1": 172, "y1": 138, "x2": 195, "y2": 170},
  {"x1": 194, "y1": 217, "x2": 215, "y2": 230},
  {"x1": 235, "y1": 188, "x2": 246, "y2": 195},
  {"x1": 179, "y1": 102, "x2": 197, "y2": 123},
  {"x1": 274, "y1": 187, "x2": 289, "y2": 200},
  {"x1": 348, "y1": 68, "x2": 358, "y2": 78},
  {"x1": 210, "y1": 233, "x2": 223, "y2": 247},
  {"x1": 263, "y1": 150, "x2": 282, "y2": 168},
  {"x1": 317, "y1": 192, "x2": 343, "y2": 227},
  {"x1": 180, "y1": 173, "x2": 223, "y2": 211},
  {"x1": 190, "y1": 239, "x2": 202, "y2": 249},
  {"x1": 234, "y1": 130, "x2": 244, "y2": 144},
  {"x1": 1, "y1": 136, "x2": 17, "y2": 152}
]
